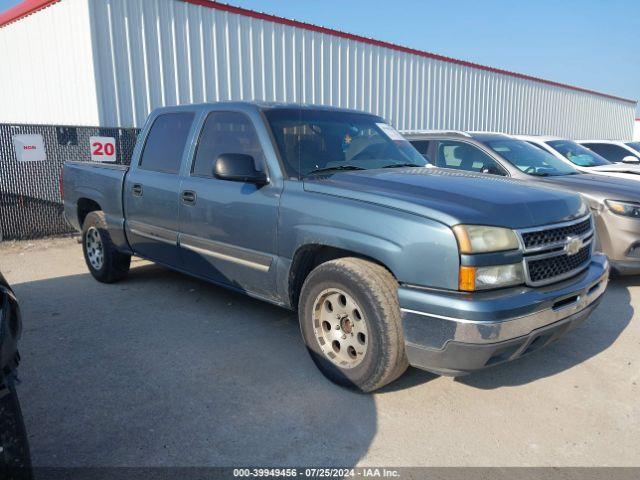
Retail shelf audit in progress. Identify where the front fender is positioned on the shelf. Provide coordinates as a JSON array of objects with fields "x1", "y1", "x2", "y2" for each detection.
[{"x1": 278, "y1": 184, "x2": 460, "y2": 296}]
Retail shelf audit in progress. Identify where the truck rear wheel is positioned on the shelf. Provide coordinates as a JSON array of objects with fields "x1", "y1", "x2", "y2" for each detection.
[
  {"x1": 81, "y1": 211, "x2": 131, "y2": 283},
  {"x1": 299, "y1": 257, "x2": 408, "y2": 392}
]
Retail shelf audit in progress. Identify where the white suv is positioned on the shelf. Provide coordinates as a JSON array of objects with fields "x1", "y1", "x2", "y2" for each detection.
[
  {"x1": 577, "y1": 140, "x2": 640, "y2": 164},
  {"x1": 516, "y1": 135, "x2": 640, "y2": 181}
]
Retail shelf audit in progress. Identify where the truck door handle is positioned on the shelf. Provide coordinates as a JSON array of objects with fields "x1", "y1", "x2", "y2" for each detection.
[
  {"x1": 181, "y1": 190, "x2": 197, "y2": 205},
  {"x1": 132, "y1": 184, "x2": 143, "y2": 197}
]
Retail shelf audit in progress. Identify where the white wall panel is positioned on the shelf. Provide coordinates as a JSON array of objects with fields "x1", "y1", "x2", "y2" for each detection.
[
  {"x1": 0, "y1": 0, "x2": 635, "y2": 139},
  {"x1": 0, "y1": 0, "x2": 99, "y2": 125}
]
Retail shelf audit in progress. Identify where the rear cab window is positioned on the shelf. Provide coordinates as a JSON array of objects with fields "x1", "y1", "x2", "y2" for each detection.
[{"x1": 139, "y1": 112, "x2": 195, "y2": 173}]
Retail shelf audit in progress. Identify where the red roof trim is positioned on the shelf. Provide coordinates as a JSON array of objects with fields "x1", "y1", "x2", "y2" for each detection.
[
  {"x1": 0, "y1": 0, "x2": 60, "y2": 27},
  {"x1": 1, "y1": 0, "x2": 636, "y2": 105},
  {"x1": 184, "y1": 0, "x2": 636, "y2": 105}
]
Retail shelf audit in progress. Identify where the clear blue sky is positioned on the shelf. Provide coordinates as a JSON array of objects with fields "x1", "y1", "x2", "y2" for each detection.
[
  {"x1": 0, "y1": 0, "x2": 19, "y2": 11},
  {"x1": 2, "y1": 0, "x2": 638, "y2": 114}
]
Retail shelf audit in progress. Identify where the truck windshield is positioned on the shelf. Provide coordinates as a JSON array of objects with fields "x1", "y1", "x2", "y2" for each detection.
[
  {"x1": 546, "y1": 140, "x2": 611, "y2": 167},
  {"x1": 485, "y1": 138, "x2": 578, "y2": 176},
  {"x1": 264, "y1": 109, "x2": 427, "y2": 178}
]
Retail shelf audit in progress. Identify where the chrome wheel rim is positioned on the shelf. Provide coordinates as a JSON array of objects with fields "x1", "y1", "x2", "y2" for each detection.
[
  {"x1": 85, "y1": 227, "x2": 104, "y2": 270},
  {"x1": 311, "y1": 288, "x2": 368, "y2": 369}
]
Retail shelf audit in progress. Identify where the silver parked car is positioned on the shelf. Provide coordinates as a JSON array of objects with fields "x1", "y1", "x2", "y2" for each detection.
[{"x1": 405, "y1": 131, "x2": 640, "y2": 275}]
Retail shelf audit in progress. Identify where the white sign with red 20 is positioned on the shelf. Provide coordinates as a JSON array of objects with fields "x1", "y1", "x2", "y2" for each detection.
[{"x1": 90, "y1": 136, "x2": 116, "y2": 162}]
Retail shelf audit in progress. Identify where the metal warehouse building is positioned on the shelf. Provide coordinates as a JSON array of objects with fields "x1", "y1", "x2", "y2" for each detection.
[{"x1": 0, "y1": 0, "x2": 637, "y2": 138}]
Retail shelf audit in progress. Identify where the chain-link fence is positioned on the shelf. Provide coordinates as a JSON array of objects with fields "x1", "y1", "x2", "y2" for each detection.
[{"x1": 0, "y1": 124, "x2": 139, "y2": 241}]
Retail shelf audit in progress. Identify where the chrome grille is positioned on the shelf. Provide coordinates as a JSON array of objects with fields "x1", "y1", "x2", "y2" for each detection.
[
  {"x1": 521, "y1": 218, "x2": 592, "y2": 250},
  {"x1": 527, "y1": 245, "x2": 591, "y2": 283},
  {"x1": 518, "y1": 215, "x2": 594, "y2": 286}
]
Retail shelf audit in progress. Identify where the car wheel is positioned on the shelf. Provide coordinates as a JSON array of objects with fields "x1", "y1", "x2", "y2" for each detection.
[
  {"x1": 81, "y1": 211, "x2": 130, "y2": 283},
  {"x1": 299, "y1": 257, "x2": 408, "y2": 392}
]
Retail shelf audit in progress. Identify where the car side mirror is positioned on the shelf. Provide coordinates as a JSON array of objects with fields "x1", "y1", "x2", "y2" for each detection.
[
  {"x1": 622, "y1": 155, "x2": 640, "y2": 164},
  {"x1": 214, "y1": 153, "x2": 268, "y2": 185}
]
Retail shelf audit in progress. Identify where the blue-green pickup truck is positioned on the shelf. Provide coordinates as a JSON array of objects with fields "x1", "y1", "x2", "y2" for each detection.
[{"x1": 62, "y1": 103, "x2": 609, "y2": 391}]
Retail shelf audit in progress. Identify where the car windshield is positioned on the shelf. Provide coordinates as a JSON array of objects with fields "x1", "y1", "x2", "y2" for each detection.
[
  {"x1": 263, "y1": 109, "x2": 427, "y2": 178},
  {"x1": 546, "y1": 139, "x2": 611, "y2": 167},
  {"x1": 625, "y1": 142, "x2": 640, "y2": 154},
  {"x1": 485, "y1": 138, "x2": 579, "y2": 176}
]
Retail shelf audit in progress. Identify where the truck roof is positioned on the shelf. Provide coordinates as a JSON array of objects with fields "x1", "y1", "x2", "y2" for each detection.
[{"x1": 151, "y1": 101, "x2": 381, "y2": 117}]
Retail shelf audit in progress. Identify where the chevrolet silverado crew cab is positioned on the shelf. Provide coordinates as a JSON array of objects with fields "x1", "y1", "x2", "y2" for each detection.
[{"x1": 63, "y1": 103, "x2": 608, "y2": 392}]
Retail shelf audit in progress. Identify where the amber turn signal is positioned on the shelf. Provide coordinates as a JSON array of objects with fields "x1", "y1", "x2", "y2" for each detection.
[{"x1": 458, "y1": 266, "x2": 477, "y2": 291}]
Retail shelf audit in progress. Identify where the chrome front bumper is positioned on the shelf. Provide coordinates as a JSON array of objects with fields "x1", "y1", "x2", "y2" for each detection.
[{"x1": 400, "y1": 254, "x2": 609, "y2": 376}]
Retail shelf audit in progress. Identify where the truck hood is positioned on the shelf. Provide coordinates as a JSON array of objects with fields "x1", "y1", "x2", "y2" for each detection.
[
  {"x1": 303, "y1": 167, "x2": 584, "y2": 229},
  {"x1": 539, "y1": 173, "x2": 640, "y2": 203}
]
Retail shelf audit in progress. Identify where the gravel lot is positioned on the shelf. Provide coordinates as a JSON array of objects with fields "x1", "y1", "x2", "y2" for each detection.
[{"x1": 1, "y1": 236, "x2": 638, "y2": 467}]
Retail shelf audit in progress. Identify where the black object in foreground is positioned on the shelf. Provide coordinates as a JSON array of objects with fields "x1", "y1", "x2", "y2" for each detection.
[{"x1": 0, "y1": 272, "x2": 32, "y2": 480}]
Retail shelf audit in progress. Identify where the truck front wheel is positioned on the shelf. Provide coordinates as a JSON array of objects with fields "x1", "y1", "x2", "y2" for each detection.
[
  {"x1": 81, "y1": 211, "x2": 131, "y2": 283},
  {"x1": 299, "y1": 257, "x2": 408, "y2": 392}
]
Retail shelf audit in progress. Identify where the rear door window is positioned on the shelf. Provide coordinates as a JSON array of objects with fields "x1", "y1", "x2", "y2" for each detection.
[
  {"x1": 192, "y1": 111, "x2": 265, "y2": 177},
  {"x1": 139, "y1": 112, "x2": 195, "y2": 173}
]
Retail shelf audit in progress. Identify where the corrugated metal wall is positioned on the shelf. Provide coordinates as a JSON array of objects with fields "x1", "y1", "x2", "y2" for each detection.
[
  {"x1": 0, "y1": 0, "x2": 635, "y2": 139},
  {"x1": 88, "y1": 0, "x2": 635, "y2": 139},
  {"x1": 0, "y1": 0, "x2": 100, "y2": 125}
]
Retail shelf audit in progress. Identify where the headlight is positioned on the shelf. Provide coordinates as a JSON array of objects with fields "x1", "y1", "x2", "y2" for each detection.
[
  {"x1": 605, "y1": 200, "x2": 640, "y2": 218},
  {"x1": 459, "y1": 263, "x2": 524, "y2": 291},
  {"x1": 452, "y1": 225, "x2": 520, "y2": 253}
]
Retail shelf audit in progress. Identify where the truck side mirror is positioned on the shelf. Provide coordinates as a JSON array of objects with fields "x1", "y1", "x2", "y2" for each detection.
[
  {"x1": 214, "y1": 153, "x2": 268, "y2": 185},
  {"x1": 622, "y1": 155, "x2": 640, "y2": 164}
]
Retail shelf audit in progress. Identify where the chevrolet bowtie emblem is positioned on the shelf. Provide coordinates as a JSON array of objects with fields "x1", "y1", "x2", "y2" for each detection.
[{"x1": 564, "y1": 236, "x2": 583, "y2": 256}]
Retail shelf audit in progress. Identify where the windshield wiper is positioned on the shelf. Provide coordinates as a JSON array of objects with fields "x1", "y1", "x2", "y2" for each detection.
[
  {"x1": 307, "y1": 165, "x2": 366, "y2": 175},
  {"x1": 381, "y1": 163, "x2": 424, "y2": 168}
]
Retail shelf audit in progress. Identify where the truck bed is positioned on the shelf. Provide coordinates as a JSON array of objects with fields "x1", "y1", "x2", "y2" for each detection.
[{"x1": 62, "y1": 161, "x2": 129, "y2": 240}]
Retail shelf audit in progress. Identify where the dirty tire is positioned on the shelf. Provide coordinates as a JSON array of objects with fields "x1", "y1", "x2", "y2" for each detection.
[
  {"x1": 82, "y1": 211, "x2": 131, "y2": 283},
  {"x1": 299, "y1": 257, "x2": 408, "y2": 392}
]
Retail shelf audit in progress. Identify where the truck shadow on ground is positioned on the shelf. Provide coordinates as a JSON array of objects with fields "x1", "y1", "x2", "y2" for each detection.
[
  {"x1": 457, "y1": 276, "x2": 634, "y2": 389},
  {"x1": 14, "y1": 262, "x2": 377, "y2": 467}
]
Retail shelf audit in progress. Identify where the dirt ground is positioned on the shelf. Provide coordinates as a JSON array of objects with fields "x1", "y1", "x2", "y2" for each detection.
[{"x1": 1, "y1": 236, "x2": 638, "y2": 467}]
